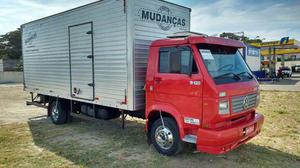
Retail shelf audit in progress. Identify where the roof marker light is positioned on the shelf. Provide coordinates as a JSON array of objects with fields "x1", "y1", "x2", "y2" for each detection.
[{"x1": 167, "y1": 31, "x2": 208, "y2": 38}]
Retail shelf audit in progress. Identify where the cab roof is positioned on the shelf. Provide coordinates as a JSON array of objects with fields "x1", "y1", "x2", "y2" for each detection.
[{"x1": 151, "y1": 34, "x2": 245, "y2": 48}]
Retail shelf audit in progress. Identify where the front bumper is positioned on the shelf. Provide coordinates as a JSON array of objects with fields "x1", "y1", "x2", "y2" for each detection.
[{"x1": 196, "y1": 113, "x2": 264, "y2": 154}]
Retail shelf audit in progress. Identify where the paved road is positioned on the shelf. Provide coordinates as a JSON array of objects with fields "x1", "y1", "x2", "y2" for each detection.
[{"x1": 259, "y1": 73, "x2": 300, "y2": 92}]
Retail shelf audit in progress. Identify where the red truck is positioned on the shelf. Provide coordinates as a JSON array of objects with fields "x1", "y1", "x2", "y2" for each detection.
[
  {"x1": 144, "y1": 34, "x2": 264, "y2": 155},
  {"x1": 22, "y1": 0, "x2": 264, "y2": 156}
]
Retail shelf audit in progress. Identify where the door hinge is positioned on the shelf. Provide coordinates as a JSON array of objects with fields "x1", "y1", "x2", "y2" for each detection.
[
  {"x1": 86, "y1": 30, "x2": 93, "y2": 35},
  {"x1": 123, "y1": 0, "x2": 127, "y2": 13},
  {"x1": 87, "y1": 55, "x2": 93, "y2": 59},
  {"x1": 88, "y1": 83, "x2": 94, "y2": 87}
]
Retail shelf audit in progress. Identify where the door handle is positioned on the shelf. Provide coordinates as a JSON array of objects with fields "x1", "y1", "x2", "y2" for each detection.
[
  {"x1": 190, "y1": 80, "x2": 201, "y2": 86},
  {"x1": 88, "y1": 83, "x2": 94, "y2": 87},
  {"x1": 154, "y1": 77, "x2": 162, "y2": 84}
]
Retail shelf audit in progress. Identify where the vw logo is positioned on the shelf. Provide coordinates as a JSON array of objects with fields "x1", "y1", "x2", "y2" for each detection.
[{"x1": 243, "y1": 96, "x2": 249, "y2": 109}]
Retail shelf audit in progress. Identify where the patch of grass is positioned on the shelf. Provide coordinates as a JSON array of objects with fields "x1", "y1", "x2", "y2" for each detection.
[
  {"x1": 273, "y1": 110, "x2": 288, "y2": 114},
  {"x1": 256, "y1": 91, "x2": 300, "y2": 157},
  {"x1": 0, "y1": 123, "x2": 77, "y2": 168}
]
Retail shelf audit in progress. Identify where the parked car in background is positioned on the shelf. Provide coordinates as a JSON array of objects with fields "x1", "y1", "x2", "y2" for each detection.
[
  {"x1": 296, "y1": 66, "x2": 300, "y2": 72},
  {"x1": 280, "y1": 67, "x2": 292, "y2": 77}
]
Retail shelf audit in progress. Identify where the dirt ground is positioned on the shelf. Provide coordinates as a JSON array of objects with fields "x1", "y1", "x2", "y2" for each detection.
[
  {"x1": 0, "y1": 84, "x2": 299, "y2": 168},
  {"x1": 0, "y1": 84, "x2": 46, "y2": 124}
]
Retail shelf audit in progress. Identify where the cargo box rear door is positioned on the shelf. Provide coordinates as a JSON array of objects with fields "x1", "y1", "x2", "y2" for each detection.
[{"x1": 69, "y1": 22, "x2": 94, "y2": 100}]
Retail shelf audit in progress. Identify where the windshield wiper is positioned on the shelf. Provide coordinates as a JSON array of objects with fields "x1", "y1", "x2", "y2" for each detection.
[
  {"x1": 237, "y1": 71, "x2": 254, "y2": 79},
  {"x1": 214, "y1": 72, "x2": 241, "y2": 80}
]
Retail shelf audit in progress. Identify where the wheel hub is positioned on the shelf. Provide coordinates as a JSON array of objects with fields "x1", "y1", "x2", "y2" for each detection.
[
  {"x1": 155, "y1": 126, "x2": 174, "y2": 150},
  {"x1": 51, "y1": 104, "x2": 59, "y2": 121}
]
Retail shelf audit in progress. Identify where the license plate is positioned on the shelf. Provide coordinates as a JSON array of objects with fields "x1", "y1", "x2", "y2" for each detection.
[{"x1": 244, "y1": 125, "x2": 255, "y2": 135}]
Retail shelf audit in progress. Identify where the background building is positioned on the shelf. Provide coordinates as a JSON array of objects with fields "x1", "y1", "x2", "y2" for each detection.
[{"x1": 250, "y1": 38, "x2": 300, "y2": 76}]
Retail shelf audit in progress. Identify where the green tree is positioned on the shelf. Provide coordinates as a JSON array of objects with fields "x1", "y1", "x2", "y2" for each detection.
[
  {"x1": 246, "y1": 39, "x2": 263, "y2": 43},
  {"x1": 219, "y1": 32, "x2": 262, "y2": 44},
  {"x1": 220, "y1": 32, "x2": 242, "y2": 41},
  {"x1": 0, "y1": 29, "x2": 22, "y2": 60}
]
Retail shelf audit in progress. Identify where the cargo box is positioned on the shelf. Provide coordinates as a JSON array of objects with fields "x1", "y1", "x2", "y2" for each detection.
[{"x1": 22, "y1": 0, "x2": 190, "y2": 111}]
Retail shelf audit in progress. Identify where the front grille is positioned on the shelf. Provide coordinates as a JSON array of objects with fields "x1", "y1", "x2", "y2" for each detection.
[{"x1": 231, "y1": 93, "x2": 257, "y2": 113}]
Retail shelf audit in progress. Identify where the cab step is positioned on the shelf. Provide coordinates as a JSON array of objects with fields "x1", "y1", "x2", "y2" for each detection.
[{"x1": 182, "y1": 134, "x2": 197, "y2": 144}]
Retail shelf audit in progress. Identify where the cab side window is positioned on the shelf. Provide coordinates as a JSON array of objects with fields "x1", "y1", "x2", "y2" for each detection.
[
  {"x1": 159, "y1": 51, "x2": 170, "y2": 73},
  {"x1": 159, "y1": 47, "x2": 198, "y2": 74}
]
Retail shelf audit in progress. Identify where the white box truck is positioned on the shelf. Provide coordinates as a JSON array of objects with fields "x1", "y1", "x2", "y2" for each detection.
[{"x1": 22, "y1": 0, "x2": 190, "y2": 111}]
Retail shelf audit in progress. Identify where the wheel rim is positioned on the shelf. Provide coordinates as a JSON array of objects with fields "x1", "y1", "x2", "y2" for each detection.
[
  {"x1": 155, "y1": 125, "x2": 174, "y2": 150},
  {"x1": 51, "y1": 104, "x2": 59, "y2": 121}
]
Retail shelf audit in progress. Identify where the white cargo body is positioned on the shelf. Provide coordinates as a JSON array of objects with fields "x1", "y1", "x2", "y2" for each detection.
[{"x1": 22, "y1": 0, "x2": 191, "y2": 111}]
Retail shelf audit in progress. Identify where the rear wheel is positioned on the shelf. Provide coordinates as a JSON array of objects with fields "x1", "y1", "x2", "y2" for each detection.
[
  {"x1": 150, "y1": 117, "x2": 183, "y2": 155},
  {"x1": 48, "y1": 99, "x2": 67, "y2": 124}
]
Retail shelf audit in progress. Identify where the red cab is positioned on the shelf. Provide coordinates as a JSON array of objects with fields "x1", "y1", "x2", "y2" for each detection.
[{"x1": 145, "y1": 34, "x2": 264, "y2": 155}]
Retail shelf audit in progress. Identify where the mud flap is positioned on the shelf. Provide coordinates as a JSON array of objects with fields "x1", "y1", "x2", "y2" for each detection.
[{"x1": 147, "y1": 131, "x2": 151, "y2": 145}]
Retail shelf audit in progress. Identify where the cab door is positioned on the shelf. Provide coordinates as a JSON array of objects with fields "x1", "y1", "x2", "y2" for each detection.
[{"x1": 153, "y1": 46, "x2": 203, "y2": 124}]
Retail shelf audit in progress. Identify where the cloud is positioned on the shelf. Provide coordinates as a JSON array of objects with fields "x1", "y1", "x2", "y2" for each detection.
[
  {"x1": 0, "y1": 0, "x2": 95, "y2": 34},
  {"x1": 1, "y1": 0, "x2": 299, "y2": 41},
  {"x1": 189, "y1": 0, "x2": 300, "y2": 40}
]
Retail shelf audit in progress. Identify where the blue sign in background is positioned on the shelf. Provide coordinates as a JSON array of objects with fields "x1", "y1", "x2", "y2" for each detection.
[{"x1": 247, "y1": 46, "x2": 260, "y2": 57}]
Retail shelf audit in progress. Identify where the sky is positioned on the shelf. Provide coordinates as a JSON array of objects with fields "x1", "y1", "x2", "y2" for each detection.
[{"x1": 0, "y1": 0, "x2": 299, "y2": 41}]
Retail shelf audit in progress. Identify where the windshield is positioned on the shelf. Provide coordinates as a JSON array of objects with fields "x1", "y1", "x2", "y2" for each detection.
[{"x1": 198, "y1": 44, "x2": 253, "y2": 85}]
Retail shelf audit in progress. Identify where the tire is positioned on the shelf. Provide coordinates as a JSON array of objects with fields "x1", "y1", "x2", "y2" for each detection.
[
  {"x1": 48, "y1": 100, "x2": 67, "y2": 125},
  {"x1": 150, "y1": 117, "x2": 183, "y2": 156}
]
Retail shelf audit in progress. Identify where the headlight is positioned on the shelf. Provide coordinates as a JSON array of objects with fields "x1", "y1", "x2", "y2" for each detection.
[{"x1": 219, "y1": 101, "x2": 229, "y2": 115}]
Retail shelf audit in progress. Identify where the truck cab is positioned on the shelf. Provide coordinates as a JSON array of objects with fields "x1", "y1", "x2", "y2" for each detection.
[{"x1": 145, "y1": 33, "x2": 264, "y2": 155}]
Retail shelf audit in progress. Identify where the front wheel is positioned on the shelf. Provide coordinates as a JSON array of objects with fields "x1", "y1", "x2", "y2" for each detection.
[
  {"x1": 48, "y1": 99, "x2": 67, "y2": 125},
  {"x1": 150, "y1": 117, "x2": 183, "y2": 155}
]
